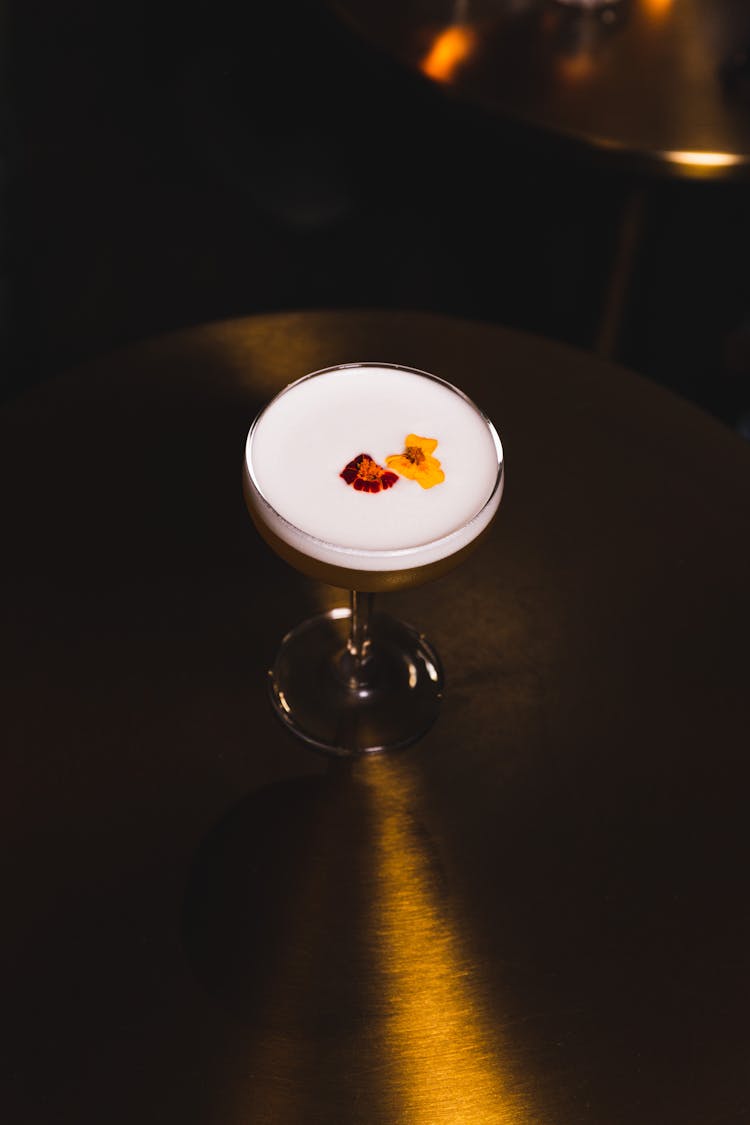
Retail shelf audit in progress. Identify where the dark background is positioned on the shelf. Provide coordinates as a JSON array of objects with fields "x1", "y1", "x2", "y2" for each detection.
[{"x1": 5, "y1": 0, "x2": 750, "y2": 430}]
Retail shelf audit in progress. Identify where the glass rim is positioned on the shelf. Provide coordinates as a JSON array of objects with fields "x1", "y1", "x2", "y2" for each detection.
[{"x1": 244, "y1": 361, "x2": 504, "y2": 561}]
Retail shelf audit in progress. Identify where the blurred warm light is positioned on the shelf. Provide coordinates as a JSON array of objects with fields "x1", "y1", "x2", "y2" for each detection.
[
  {"x1": 558, "y1": 52, "x2": 596, "y2": 82},
  {"x1": 643, "y1": 0, "x2": 672, "y2": 16},
  {"x1": 664, "y1": 150, "x2": 741, "y2": 169},
  {"x1": 421, "y1": 25, "x2": 477, "y2": 83}
]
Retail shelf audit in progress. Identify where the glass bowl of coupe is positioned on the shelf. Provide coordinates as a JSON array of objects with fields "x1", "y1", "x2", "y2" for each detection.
[{"x1": 243, "y1": 362, "x2": 504, "y2": 755}]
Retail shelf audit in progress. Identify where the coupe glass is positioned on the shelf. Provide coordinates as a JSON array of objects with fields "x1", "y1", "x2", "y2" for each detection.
[{"x1": 243, "y1": 362, "x2": 504, "y2": 756}]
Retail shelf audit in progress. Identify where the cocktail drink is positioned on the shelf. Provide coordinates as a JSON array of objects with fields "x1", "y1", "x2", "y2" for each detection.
[{"x1": 243, "y1": 362, "x2": 504, "y2": 754}]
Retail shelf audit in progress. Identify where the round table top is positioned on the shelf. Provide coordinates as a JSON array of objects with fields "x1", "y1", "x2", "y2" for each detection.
[
  {"x1": 330, "y1": 0, "x2": 750, "y2": 179},
  {"x1": 3, "y1": 310, "x2": 750, "y2": 1124}
]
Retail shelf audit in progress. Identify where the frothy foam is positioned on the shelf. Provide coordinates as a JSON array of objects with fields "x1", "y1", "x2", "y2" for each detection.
[{"x1": 245, "y1": 364, "x2": 503, "y2": 573}]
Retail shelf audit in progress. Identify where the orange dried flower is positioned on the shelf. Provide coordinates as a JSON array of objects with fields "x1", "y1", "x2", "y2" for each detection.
[{"x1": 386, "y1": 434, "x2": 445, "y2": 489}]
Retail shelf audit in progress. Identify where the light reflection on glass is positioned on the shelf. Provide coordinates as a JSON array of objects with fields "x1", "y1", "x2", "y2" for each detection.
[{"x1": 424, "y1": 659, "x2": 440, "y2": 684}]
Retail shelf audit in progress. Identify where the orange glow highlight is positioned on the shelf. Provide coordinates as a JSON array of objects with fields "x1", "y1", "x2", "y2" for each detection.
[
  {"x1": 420, "y1": 25, "x2": 477, "y2": 83},
  {"x1": 643, "y1": 0, "x2": 672, "y2": 16}
]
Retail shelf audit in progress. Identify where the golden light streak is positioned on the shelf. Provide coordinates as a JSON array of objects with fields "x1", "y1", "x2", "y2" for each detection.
[
  {"x1": 219, "y1": 757, "x2": 541, "y2": 1122},
  {"x1": 361, "y1": 756, "x2": 532, "y2": 1124},
  {"x1": 420, "y1": 25, "x2": 478, "y2": 84}
]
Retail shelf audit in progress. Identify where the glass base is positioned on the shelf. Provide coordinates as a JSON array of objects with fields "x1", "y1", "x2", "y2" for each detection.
[{"x1": 268, "y1": 607, "x2": 444, "y2": 756}]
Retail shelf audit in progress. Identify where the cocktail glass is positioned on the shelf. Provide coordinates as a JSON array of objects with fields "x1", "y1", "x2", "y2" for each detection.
[{"x1": 243, "y1": 362, "x2": 504, "y2": 756}]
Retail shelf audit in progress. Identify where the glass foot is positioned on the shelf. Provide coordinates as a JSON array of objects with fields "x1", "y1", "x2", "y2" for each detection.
[{"x1": 268, "y1": 607, "x2": 444, "y2": 755}]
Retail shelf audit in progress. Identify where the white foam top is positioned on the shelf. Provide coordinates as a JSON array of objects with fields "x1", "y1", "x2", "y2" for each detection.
[{"x1": 244, "y1": 364, "x2": 503, "y2": 573}]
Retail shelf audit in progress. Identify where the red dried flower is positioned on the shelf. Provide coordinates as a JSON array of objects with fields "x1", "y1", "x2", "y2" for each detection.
[{"x1": 340, "y1": 453, "x2": 399, "y2": 493}]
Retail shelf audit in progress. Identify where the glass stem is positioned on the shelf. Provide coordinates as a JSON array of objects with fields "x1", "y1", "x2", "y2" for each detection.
[{"x1": 347, "y1": 590, "x2": 373, "y2": 680}]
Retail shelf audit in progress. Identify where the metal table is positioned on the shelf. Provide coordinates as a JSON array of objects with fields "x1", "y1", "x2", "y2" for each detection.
[{"x1": 3, "y1": 310, "x2": 750, "y2": 1123}]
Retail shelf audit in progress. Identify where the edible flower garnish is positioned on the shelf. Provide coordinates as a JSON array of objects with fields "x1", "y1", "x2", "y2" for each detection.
[
  {"x1": 386, "y1": 434, "x2": 445, "y2": 489},
  {"x1": 340, "y1": 453, "x2": 399, "y2": 493}
]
